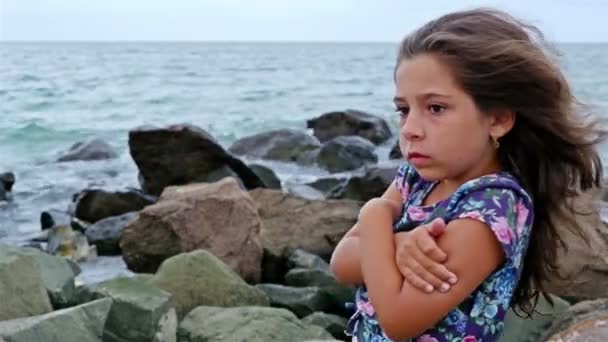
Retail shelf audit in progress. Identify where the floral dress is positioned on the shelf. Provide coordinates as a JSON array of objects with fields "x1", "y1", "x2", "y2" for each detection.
[{"x1": 345, "y1": 164, "x2": 534, "y2": 342}]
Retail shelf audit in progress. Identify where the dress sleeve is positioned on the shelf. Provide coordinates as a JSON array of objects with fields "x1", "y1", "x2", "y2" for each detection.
[{"x1": 447, "y1": 181, "x2": 534, "y2": 262}]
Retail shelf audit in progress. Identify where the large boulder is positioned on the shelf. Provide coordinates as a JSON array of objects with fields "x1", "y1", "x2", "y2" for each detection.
[
  {"x1": 85, "y1": 212, "x2": 138, "y2": 255},
  {"x1": 228, "y1": 129, "x2": 322, "y2": 163},
  {"x1": 76, "y1": 277, "x2": 176, "y2": 342},
  {"x1": 543, "y1": 190, "x2": 608, "y2": 301},
  {"x1": 150, "y1": 250, "x2": 269, "y2": 319},
  {"x1": 0, "y1": 245, "x2": 81, "y2": 309},
  {"x1": 57, "y1": 138, "x2": 118, "y2": 162},
  {"x1": 541, "y1": 298, "x2": 608, "y2": 341},
  {"x1": 328, "y1": 162, "x2": 400, "y2": 201},
  {"x1": 249, "y1": 189, "x2": 361, "y2": 282},
  {"x1": 316, "y1": 136, "x2": 378, "y2": 173},
  {"x1": 120, "y1": 178, "x2": 264, "y2": 282},
  {"x1": 0, "y1": 298, "x2": 112, "y2": 342},
  {"x1": 285, "y1": 268, "x2": 355, "y2": 316},
  {"x1": 249, "y1": 164, "x2": 282, "y2": 189},
  {"x1": 73, "y1": 189, "x2": 155, "y2": 223},
  {"x1": 306, "y1": 109, "x2": 392, "y2": 144},
  {"x1": 0, "y1": 245, "x2": 53, "y2": 320},
  {"x1": 129, "y1": 124, "x2": 265, "y2": 196},
  {"x1": 389, "y1": 140, "x2": 402, "y2": 159},
  {"x1": 178, "y1": 306, "x2": 333, "y2": 342}
]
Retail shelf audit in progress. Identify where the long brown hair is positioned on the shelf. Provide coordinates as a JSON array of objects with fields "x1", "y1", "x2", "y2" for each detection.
[{"x1": 396, "y1": 8, "x2": 605, "y2": 315}]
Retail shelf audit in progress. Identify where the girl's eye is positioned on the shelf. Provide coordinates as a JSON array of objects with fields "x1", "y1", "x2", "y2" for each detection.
[
  {"x1": 429, "y1": 104, "x2": 446, "y2": 114},
  {"x1": 395, "y1": 106, "x2": 410, "y2": 117}
]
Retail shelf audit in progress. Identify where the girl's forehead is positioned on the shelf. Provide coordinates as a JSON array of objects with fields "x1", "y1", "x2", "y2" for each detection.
[{"x1": 395, "y1": 55, "x2": 462, "y2": 97}]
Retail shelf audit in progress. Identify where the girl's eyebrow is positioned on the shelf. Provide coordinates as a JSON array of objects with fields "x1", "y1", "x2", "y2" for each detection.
[{"x1": 393, "y1": 92, "x2": 452, "y2": 103}]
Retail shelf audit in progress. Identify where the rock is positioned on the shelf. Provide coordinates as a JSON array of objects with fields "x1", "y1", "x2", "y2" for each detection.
[
  {"x1": 285, "y1": 268, "x2": 355, "y2": 316},
  {"x1": 228, "y1": 128, "x2": 322, "y2": 163},
  {"x1": 85, "y1": 212, "x2": 138, "y2": 255},
  {"x1": 76, "y1": 277, "x2": 176, "y2": 342},
  {"x1": 250, "y1": 189, "x2": 361, "y2": 283},
  {"x1": 0, "y1": 245, "x2": 53, "y2": 320},
  {"x1": 249, "y1": 164, "x2": 282, "y2": 189},
  {"x1": 0, "y1": 298, "x2": 112, "y2": 342},
  {"x1": 287, "y1": 249, "x2": 331, "y2": 273},
  {"x1": 57, "y1": 138, "x2": 118, "y2": 162},
  {"x1": 0, "y1": 245, "x2": 81, "y2": 309},
  {"x1": 389, "y1": 140, "x2": 402, "y2": 159},
  {"x1": 129, "y1": 124, "x2": 265, "y2": 196},
  {"x1": 316, "y1": 136, "x2": 378, "y2": 173},
  {"x1": 178, "y1": 306, "x2": 333, "y2": 342},
  {"x1": 305, "y1": 177, "x2": 348, "y2": 194},
  {"x1": 149, "y1": 250, "x2": 269, "y2": 318},
  {"x1": 307, "y1": 109, "x2": 392, "y2": 145},
  {"x1": 256, "y1": 284, "x2": 331, "y2": 318},
  {"x1": 74, "y1": 189, "x2": 155, "y2": 223},
  {"x1": 544, "y1": 190, "x2": 608, "y2": 301},
  {"x1": 501, "y1": 294, "x2": 571, "y2": 342},
  {"x1": 121, "y1": 178, "x2": 264, "y2": 282},
  {"x1": 541, "y1": 298, "x2": 608, "y2": 341},
  {"x1": 302, "y1": 312, "x2": 348, "y2": 341},
  {"x1": 0, "y1": 171, "x2": 15, "y2": 201},
  {"x1": 328, "y1": 162, "x2": 400, "y2": 201}
]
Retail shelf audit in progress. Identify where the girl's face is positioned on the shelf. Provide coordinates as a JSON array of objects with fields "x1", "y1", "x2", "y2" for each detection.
[{"x1": 394, "y1": 54, "x2": 510, "y2": 185}]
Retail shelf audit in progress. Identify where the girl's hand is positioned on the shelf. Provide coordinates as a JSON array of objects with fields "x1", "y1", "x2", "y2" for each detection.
[{"x1": 394, "y1": 218, "x2": 458, "y2": 293}]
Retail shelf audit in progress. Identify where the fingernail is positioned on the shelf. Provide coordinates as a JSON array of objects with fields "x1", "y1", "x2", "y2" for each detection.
[
  {"x1": 449, "y1": 276, "x2": 457, "y2": 284},
  {"x1": 440, "y1": 283, "x2": 450, "y2": 292},
  {"x1": 425, "y1": 285, "x2": 434, "y2": 293}
]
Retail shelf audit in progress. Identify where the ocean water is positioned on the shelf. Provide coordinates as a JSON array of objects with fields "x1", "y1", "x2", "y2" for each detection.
[{"x1": 1, "y1": 42, "x2": 607, "y2": 280}]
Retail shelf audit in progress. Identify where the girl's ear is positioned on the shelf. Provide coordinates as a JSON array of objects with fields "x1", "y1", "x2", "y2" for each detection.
[{"x1": 490, "y1": 109, "x2": 516, "y2": 139}]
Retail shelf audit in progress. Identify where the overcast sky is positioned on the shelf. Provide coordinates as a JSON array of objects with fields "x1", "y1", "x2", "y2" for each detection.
[{"x1": 1, "y1": 0, "x2": 607, "y2": 42}]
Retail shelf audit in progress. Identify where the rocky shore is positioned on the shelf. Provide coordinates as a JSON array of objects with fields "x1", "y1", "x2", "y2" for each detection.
[{"x1": 1, "y1": 109, "x2": 607, "y2": 341}]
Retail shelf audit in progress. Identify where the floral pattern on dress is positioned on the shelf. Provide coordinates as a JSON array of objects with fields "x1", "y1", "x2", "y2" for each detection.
[{"x1": 345, "y1": 164, "x2": 535, "y2": 342}]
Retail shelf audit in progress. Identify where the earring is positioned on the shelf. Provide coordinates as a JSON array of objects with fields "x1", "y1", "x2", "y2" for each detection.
[{"x1": 492, "y1": 136, "x2": 500, "y2": 150}]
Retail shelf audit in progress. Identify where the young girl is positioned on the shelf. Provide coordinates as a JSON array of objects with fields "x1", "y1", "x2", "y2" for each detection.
[{"x1": 330, "y1": 8, "x2": 604, "y2": 342}]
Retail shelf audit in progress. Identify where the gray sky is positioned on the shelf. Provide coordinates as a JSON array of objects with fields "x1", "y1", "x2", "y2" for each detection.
[{"x1": 1, "y1": 0, "x2": 607, "y2": 42}]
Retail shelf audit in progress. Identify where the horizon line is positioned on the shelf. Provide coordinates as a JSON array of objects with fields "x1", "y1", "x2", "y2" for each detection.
[{"x1": 1, "y1": 39, "x2": 607, "y2": 45}]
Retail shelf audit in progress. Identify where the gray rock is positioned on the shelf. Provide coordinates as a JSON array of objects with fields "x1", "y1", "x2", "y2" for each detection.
[
  {"x1": 328, "y1": 162, "x2": 401, "y2": 201},
  {"x1": 0, "y1": 245, "x2": 81, "y2": 309},
  {"x1": 129, "y1": 124, "x2": 265, "y2": 196},
  {"x1": 285, "y1": 183, "x2": 326, "y2": 200},
  {"x1": 317, "y1": 136, "x2": 378, "y2": 173},
  {"x1": 178, "y1": 306, "x2": 333, "y2": 342},
  {"x1": 389, "y1": 139, "x2": 402, "y2": 159},
  {"x1": 0, "y1": 298, "x2": 112, "y2": 342},
  {"x1": 0, "y1": 172, "x2": 15, "y2": 201},
  {"x1": 57, "y1": 138, "x2": 118, "y2": 162},
  {"x1": 256, "y1": 284, "x2": 331, "y2": 318},
  {"x1": 307, "y1": 109, "x2": 393, "y2": 144},
  {"x1": 76, "y1": 277, "x2": 176, "y2": 342},
  {"x1": 285, "y1": 268, "x2": 355, "y2": 316},
  {"x1": 150, "y1": 250, "x2": 269, "y2": 319},
  {"x1": 541, "y1": 298, "x2": 608, "y2": 342},
  {"x1": 74, "y1": 189, "x2": 155, "y2": 223},
  {"x1": 229, "y1": 128, "x2": 322, "y2": 163},
  {"x1": 85, "y1": 212, "x2": 138, "y2": 255},
  {"x1": 249, "y1": 164, "x2": 282, "y2": 189},
  {"x1": 287, "y1": 249, "x2": 331, "y2": 273},
  {"x1": 0, "y1": 245, "x2": 53, "y2": 320},
  {"x1": 302, "y1": 312, "x2": 348, "y2": 341},
  {"x1": 305, "y1": 177, "x2": 347, "y2": 194}
]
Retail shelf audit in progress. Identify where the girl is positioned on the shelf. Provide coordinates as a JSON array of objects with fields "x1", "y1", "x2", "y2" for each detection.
[{"x1": 330, "y1": 8, "x2": 604, "y2": 342}]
